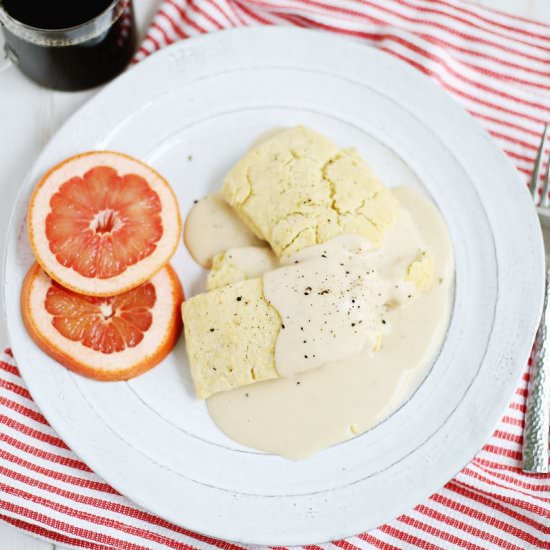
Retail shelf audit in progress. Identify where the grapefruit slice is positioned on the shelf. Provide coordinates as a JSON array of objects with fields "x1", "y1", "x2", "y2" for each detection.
[
  {"x1": 21, "y1": 263, "x2": 184, "y2": 381},
  {"x1": 28, "y1": 151, "x2": 181, "y2": 297}
]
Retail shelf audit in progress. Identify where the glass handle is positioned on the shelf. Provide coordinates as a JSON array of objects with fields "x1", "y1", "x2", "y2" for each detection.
[
  {"x1": 0, "y1": 33, "x2": 15, "y2": 73},
  {"x1": 0, "y1": 55, "x2": 13, "y2": 73}
]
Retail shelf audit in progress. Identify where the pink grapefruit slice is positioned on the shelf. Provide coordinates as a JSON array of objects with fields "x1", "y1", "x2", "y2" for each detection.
[
  {"x1": 21, "y1": 263, "x2": 184, "y2": 381},
  {"x1": 28, "y1": 151, "x2": 181, "y2": 297}
]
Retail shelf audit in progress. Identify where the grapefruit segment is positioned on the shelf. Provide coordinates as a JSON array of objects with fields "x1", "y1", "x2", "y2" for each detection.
[
  {"x1": 28, "y1": 151, "x2": 181, "y2": 297},
  {"x1": 45, "y1": 281, "x2": 155, "y2": 352},
  {"x1": 21, "y1": 263, "x2": 184, "y2": 381}
]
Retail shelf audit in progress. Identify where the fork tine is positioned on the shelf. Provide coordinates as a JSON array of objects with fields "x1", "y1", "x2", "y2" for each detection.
[
  {"x1": 543, "y1": 147, "x2": 550, "y2": 207},
  {"x1": 530, "y1": 123, "x2": 548, "y2": 200}
]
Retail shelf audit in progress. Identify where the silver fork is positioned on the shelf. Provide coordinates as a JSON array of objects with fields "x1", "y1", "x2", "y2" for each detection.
[
  {"x1": 522, "y1": 124, "x2": 550, "y2": 473},
  {"x1": 531, "y1": 123, "x2": 550, "y2": 211}
]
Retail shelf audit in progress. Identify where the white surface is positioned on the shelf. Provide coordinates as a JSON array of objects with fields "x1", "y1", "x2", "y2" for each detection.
[
  {"x1": 0, "y1": 1, "x2": 546, "y2": 548},
  {"x1": 2, "y1": 25, "x2": 545, "y2": 545}
]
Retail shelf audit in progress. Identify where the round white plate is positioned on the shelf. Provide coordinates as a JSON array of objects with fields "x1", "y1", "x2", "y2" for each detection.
[{"x1": 2, "y1": 27, "x2": 545, "y2": 545}]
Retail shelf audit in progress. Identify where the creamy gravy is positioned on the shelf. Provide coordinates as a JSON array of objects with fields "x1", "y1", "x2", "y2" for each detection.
[
  {"x1": 184, "y1": 193, "x2": 263, "y2": 267},
  {"x1": 221, "y1": 246, "x2": 278, "y2": 278},
  {"x1": 207, "y1": 187, "x2": 454, "y2": 459},
  {"x1": 264, "y1": 239, "x2": 411, "y2": 377}
]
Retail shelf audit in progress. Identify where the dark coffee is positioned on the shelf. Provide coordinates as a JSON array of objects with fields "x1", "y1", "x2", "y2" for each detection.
[
  {"x1": 3, "y1": 0, "x2": 115, "y2": 29},
  {"x1": 0, "y1": 0, "x2": 137, "y2": 91}
]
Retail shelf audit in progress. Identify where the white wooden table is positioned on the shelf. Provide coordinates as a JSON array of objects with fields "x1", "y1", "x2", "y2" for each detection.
[{"x1": 0, "y1": 1, "x2": 547, "y2": 548}]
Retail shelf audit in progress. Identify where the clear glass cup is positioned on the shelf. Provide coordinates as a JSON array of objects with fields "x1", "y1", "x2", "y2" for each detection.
[{"x1": 0, "y1": 0, "x2": 137, "y2": 91}]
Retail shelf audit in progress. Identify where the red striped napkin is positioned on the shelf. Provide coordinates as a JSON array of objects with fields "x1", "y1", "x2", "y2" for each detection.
[{"x1": 1, "y1": 1, "x2": 549, "y2": 548}]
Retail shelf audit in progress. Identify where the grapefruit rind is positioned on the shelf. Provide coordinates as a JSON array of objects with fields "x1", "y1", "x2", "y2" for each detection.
[
  {"x1": 28, "y1": 151, "x2": 182, "y2": 297},
  {"x1": 21, "y1": 263, "x2": 183, "y2": 381}
]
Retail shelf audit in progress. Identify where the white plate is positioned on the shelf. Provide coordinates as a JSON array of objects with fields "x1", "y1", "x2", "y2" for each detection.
[{"x1": 1, "y1": 27, "x2": 545, "y2": 545}]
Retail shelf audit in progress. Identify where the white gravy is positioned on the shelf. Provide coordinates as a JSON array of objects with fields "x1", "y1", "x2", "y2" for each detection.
[
  {"x1": 264, "y1": 238, "x2": 410, "y2": 377},
  {"x1": 221, "y1": 246, "x2": 278, "y2": 279},
  {"x1": 207, "y1": 187, "x2": 454, "y2": 459},
  {"x1": 184, "y1": 193, "x2": 263, "y2": 267}
]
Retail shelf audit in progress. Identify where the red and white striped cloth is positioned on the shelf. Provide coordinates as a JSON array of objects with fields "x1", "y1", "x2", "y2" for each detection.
[{"x1": 1, "y1": 1, "x2": 550, "y2": 548}]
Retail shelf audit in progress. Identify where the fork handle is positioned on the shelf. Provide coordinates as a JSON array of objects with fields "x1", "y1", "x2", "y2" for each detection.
[{"x1": 522, "y1": 269, "x2": 550, "y2": 473}]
